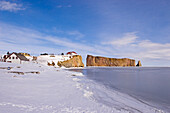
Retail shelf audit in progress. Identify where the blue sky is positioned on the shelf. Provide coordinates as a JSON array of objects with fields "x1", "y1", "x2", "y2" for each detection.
[{"x1": 0, "y1": 0, "x2": 170, "y2": 66}]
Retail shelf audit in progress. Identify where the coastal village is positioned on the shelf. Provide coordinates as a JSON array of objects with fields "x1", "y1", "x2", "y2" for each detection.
[
  {"x1": 0, "y1": 51, "x2": 84, "y2": 68},
  {"x1": 0, "y1": 51, "x2": 142, "y2": 67}
]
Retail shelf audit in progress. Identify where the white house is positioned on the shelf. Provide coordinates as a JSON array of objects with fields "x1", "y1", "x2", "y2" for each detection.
[{"x1": 5, "y1": 52, "x2": 29, "y2": 64}]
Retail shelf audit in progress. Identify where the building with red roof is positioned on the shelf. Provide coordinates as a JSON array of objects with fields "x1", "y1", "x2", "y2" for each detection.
[{"x1": 66, "y1": 51, "x2": 77, "y2": 56}]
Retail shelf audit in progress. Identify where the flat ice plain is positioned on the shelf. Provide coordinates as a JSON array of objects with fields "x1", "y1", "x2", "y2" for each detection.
[{"x1": 0, "y1": 62, "x2": 165, "y2": 113}]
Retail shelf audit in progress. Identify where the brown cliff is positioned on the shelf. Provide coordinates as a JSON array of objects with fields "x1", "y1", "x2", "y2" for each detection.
[
  {"x1": 47, "y1": 61, "x2": 55, "y2": 66},
  {"x1": 58, "y1": 55, "x2": 84, "y2": 68},
  {"x1": 136, "y1": 60, "x2": 142, "y2": 67},
  {"x1": 86, "y1": 55, "x2": 136, "y2": 67}
]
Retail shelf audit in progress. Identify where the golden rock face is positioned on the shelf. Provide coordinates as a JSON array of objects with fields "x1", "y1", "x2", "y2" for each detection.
[
  {"x1": 57, "y1": 55, "x2": 84, "y2": 68},
  {"x1": 136, "y1": 60, "x2": 142, "y2": 67},
  {"x1": 86, "y1": 55, "x2": 136, "y2": 67}
]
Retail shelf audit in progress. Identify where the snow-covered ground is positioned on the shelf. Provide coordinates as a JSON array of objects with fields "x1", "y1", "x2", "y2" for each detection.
[
  {"x1": 37, "y1": 55, "x2": 71, "y2": 67},
  {"x1": 0, "y1": 62, "x2": 165, "y2": 113}
]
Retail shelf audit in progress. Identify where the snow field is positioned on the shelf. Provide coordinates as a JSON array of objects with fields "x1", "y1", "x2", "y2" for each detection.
[{"x1": 0, "y1": 62, "x2": 166, "y2": 113}]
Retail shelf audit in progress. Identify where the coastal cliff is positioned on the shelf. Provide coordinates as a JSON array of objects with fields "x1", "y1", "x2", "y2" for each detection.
[
  {"x1": 86, "y1": 55, "x2": 136, "y2": 67},
  {"x1": 136, "y1": 60, "x2": 142, "y2": 67},
  {"x1": 58, "y1": 55, "x2": 84, "y2": 68}
]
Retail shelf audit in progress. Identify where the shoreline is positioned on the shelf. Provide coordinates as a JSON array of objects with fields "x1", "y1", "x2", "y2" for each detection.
[
  {"x1": 65, "y1": 66, "x2": 170, "y2": 70},
  {"x1": 64, "y1": 67, "x2": 168, "y2": 113},
  {"x1": 0, "y1": 62, "x2": 166, "y2": 113},
  {"x1": 68, "y1": 67, "x2": 169, "y2": 113}
]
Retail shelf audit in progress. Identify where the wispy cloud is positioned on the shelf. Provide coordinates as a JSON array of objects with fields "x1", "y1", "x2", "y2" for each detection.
[
  {"x1": 0, "y1": 1, "x2": 25, "y2": 12},
  {"x1": 102, "y1": 32, "x2": 138, "y2": 46},
  {"x1": 1, "y1": 22, "x2": 170, "y2": 66},
  {"x1": 102, "y1": 32, "x2": 170, "y2": 64},
  {"x1": 0, "y1": 22, "x2": 108, "y2": 56},
  {"x1": 56, "y1": 5, "x2": 72, "y2": 8},
  {"x1": 67, "y1": 31, "x2": 85, "y2": 40},
  {"x1": 49, "y1": 28, "x2": 85, "y2": 41}
]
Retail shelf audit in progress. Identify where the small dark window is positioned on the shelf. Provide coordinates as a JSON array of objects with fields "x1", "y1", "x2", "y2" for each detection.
[{"x1": 12, "y1": 57, "x2": 15, "y2": 59}]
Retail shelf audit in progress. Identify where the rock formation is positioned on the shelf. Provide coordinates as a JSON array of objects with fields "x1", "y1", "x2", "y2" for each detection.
[
  {"x1": 57, "y1": 55, "x2": 84, "y2": 68},
  {"x1": 86, "y1": 55, "x2": 136, "y2": 67},
  {"x1": 32, "y1": 56, "x2": 37, "y2": 61},
  {"x1": 136, "y1": 60, "x2": 142, "y2": 67},
  {"x1": 47, "y1": 61, "x2": 55, "y2": 66}
]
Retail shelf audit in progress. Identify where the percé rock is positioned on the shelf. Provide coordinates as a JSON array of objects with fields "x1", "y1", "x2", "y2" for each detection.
[
  {"x1": 136, "y1": 60, "x2": 142, "y2": 67},
  {"x1": 86, "y1": 55, "x2": 136, "y2": 67},
  {"x1": 57, "y1": 55, "x2": 84, "y2": 68}
]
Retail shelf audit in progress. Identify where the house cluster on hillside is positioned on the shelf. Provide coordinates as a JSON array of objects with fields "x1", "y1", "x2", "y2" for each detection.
[
  {"x1": 0, "y1": 52, "x2": 29, "y2": 64},
  {"x1": 0, "y1": 51, "x2": 78, "y2": 65},
  {"x1": 37, "y1": 51, "x2": 78, "y2": 66}
]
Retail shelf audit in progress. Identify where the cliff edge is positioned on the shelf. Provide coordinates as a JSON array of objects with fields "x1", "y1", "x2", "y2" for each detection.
[
  {"x1": 58, "y1": 55, "x2": 84, "y2": 68},
  {"x1": 136, "y1": 60, "x2": 142, "y2": 67},
  {"x1": 86, "y1": 55, "x2": 136, "y2": 67}
]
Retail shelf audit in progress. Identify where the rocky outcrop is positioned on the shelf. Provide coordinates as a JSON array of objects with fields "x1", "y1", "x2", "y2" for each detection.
[
  {"x1": 47, "y1": 61, "x2": 55, "y2": 66},
  {"x1": 86, "y1": 55, "x2": 136, "y2": 67},
  {"x1": 57, "y1": 55, "x2": 84, "y2": 68},
  {"x1": 136, "y1": 60, "x2": 142, "y2": 67},
  {"x1": 32, "y1": 56, "x2": 37, "y2": 61}
]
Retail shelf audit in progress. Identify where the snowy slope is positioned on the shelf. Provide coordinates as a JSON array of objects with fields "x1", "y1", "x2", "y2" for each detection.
[
  {"x1": 0, "y1": 62, "x2": 165, "y2": 113},
  {"x1": 37, "y1": 55, "x2": 71, "y2": 67}
]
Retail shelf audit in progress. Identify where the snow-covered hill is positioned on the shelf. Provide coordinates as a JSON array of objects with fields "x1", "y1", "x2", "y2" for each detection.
[{"x1": 37, "y1": 55, "x2": 71, "y2": 67}]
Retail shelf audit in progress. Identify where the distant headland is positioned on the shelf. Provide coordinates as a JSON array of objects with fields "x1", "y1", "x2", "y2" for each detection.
[{"x1": 86, "y1": 55, "x2": 141, "y2": 67}]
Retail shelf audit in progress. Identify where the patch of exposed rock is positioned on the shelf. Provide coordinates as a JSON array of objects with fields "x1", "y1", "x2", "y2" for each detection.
[
  {"x1": 86, "y1": 55, "x2": 136, "y2": 67},
  {"x1": 47, "y1": 61, "x2": 55, "y2": 66},
  {"x1": 57, "y1": 55, "x2": 84, "y2": 68},
  {"x1": 136, "y1": 60, "x2": 142, "y2": 67},
  {"x1": 8, "y1": 71, "x2": 40, "y2": 75}
]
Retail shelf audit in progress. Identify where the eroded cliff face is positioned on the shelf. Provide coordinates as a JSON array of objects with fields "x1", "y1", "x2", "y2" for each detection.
[
  {"x1": 86, "y1": 55, "x2": 136, "y2": 67},
  {"x1": 136, "y1": 60, "x2": 142, "y2": 67},
  {"x1": 58, "y1": 55, "x2": 84, "y2": 68}
]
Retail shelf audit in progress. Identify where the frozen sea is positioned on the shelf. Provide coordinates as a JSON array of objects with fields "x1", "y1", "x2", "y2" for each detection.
[{"x1": 70, "y1": 67, "x2": 170, "y2": 112}]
